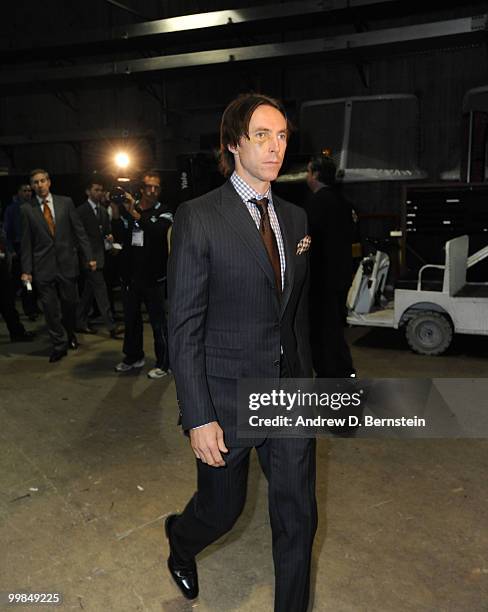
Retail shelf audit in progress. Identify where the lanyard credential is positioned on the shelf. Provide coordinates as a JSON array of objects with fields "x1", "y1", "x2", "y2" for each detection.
[{"x1": 131, "y1": 219, "x2": 144, "y2": 247}]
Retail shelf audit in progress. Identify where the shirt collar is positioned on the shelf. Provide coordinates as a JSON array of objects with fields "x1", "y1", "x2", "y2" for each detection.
[
  {"x1": 88, "y1": 198, "x2": 98, "y2": 210},
  {"x1": 230, "y1": 171, "x2": 273, "y2": 206},
  {"x1": 136, "y1": 199, "x2": 160, "y2": 213},
  {"x1": 37, "y1": 193, "x2": 52, "y2": 206}
]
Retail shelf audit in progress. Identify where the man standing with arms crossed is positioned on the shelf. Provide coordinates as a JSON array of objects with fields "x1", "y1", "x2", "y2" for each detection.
[{"x1": 167, "y1": 93, "x2": 316, "y2": 611}]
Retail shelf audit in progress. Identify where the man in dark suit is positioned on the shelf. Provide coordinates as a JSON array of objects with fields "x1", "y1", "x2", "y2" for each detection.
[
  {"x1": 305, "y1": 154, "x2": 355, "y2": 378},
  {"x1": 75, "y1": 179, "x2": 121, "y2": 338},
  {"x1": 0, "y1": 228, "x2": 35, "y2": 343},
  {"x1": 4, "y1": 183, "x2": 41, "y2": 320},
  {"x1": 21, "y1": 168, "x2": 96, "y2": 362},
  {"x1": 167, "y1": 94, "x2": 316, "y2": 612}
]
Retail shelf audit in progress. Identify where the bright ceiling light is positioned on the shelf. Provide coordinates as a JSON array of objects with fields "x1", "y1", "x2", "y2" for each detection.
[{"x1": 114, "y1": 152, "x2": 130, "y2": 169}]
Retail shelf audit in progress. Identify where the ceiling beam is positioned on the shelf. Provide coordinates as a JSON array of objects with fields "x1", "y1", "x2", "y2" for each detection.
[
  {"x1": 0, "y1": 1, "x2": 400, "y2": 52},
  {"x1": 1, "y1": 15, "x2": 486, "y2": 87}
]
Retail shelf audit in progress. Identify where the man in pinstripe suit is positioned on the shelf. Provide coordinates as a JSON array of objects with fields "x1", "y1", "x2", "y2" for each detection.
[{"x1": 167, "y1": 93, "x2": 317, "y2": 611}]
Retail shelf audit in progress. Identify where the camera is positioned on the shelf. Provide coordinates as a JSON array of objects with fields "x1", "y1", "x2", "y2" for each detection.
[
  {"x1": 109, "y1": 185, "x2": 131, "y2": 205},
  {"x1": 109, "y1": 179, "x2": 145, "y2": 205}
]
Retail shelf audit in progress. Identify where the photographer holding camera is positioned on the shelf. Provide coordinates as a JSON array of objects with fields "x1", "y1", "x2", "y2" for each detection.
[{"x1": 114, "y1": 170, "x2": 173, "y2": 379}]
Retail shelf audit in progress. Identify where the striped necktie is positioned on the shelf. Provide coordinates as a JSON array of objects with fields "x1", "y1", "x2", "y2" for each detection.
[{"x1": 249, "y1": 197, "x2": 282, "y2": 294}]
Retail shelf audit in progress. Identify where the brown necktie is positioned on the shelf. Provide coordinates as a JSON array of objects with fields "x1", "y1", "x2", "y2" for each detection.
[
  {"x1": 42, "y1": 199, "x2": 55, "y2": 237},
  {"x1": 250, "y1": 197, "x2": 282, "y2": 294}
]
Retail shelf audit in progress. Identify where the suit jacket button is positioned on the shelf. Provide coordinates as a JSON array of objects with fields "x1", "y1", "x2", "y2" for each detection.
[{"x1": 273, "y1": 359, "x2": 280, "y2": 367}]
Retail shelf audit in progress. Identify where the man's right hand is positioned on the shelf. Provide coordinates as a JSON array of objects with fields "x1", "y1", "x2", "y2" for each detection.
[
  {"x1": 21, "y1": 273, "x2": 32, "y2": 283},
  {"x1": 123, "y1": 196, "x2": 141, "y2": 221},
  {"x1": 189, "y1": 421, "x2": 228, "y2": 467}
]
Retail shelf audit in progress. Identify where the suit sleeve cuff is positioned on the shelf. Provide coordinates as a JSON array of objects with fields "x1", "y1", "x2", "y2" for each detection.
[{"x1": 190, "y1": 422, "x2": 214, "y2": 430}]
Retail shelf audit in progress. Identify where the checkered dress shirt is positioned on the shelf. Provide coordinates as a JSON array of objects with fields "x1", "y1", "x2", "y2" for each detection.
[{"x1": 230, "y1": 172, "x2": 286, "y2": 291}]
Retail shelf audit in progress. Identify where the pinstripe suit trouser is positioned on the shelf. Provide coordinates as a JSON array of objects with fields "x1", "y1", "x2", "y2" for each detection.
[{"x1": 171, "y1": 359, "x2": 318, "y2": 612}]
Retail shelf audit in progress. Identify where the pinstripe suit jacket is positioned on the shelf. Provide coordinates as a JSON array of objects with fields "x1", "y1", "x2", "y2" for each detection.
[{"x1": 168, "y1": 180, "x2": 311, "y2": 445}]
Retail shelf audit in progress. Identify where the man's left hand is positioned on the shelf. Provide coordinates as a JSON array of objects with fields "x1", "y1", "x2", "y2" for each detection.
[
  {"x1": 189, "y1": 422, "x2": 228, "y2": 467},
  {"x1": 88, "y1": 260, "x2": 97, "y2": 271}
]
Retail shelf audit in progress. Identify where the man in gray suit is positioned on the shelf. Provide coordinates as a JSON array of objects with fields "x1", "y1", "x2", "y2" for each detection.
[
  {"x1": 166, "y1": 94, "x2": 316, "y2": 612},
  {"x1": 21, "y1": 168, "x2": 96, "y2": 362},
  {"x1": 75, "y1": 179, "x2": 121, "y2": 338}
]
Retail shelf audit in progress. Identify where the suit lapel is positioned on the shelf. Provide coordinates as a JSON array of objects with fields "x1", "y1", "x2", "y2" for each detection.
[
  {"x1": 82, "y1": 200, "x2": 95, "y2": 231},
  {"x1": 274, "y1": 195, "x2": 296, "y2": 317},
  {"x1": 216, "y1": 182, "x2": 279, "y2": 309},
  {"x1": 52, "y1": 196, "x2": 62, "y2": 231}
]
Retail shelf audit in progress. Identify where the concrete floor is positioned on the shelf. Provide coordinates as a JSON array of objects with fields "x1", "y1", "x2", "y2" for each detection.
[{"x1": 1, "y1": 315, "x2": 488, "y2": 611}]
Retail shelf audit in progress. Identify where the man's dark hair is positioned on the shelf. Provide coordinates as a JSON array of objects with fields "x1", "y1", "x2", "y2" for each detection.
[
  {"x1": 309, "y1": 154, "x2": 337, "y2": 185},
  {"x1": 142, "y1": 169, "x2": 161, "y2": 183},
  {"x1": 85, "y1": 178, "x2": 104, "y2": 191},
  {"x1": 29, "y1": 168, "x2": 50, "y2": 181},
  {"x1": 219, "y1": 93, "x2": 289, "y2": 177}
]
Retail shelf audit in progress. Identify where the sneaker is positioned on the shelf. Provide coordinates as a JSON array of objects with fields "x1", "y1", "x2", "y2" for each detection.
[
  {"x1": 147, "y1": 367, "x2": 171, "y2": 379},
  {"x1": 114, "y1": 358, "x2": 145, "y2": 372}
]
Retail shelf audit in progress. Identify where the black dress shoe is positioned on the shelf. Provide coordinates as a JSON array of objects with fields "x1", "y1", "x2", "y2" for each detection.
[
  {"x1": 49, "y1": 349, "x2": 67, "y2": 363},
  {"x1": 68, "y1": 335, "x2": 79, "y2": 350},
  {"x1": 76, "y1": 326, "x2": 97, "y2": 335},
  {"x1": 10, "y1": 331, "x2": 36, "y2": 342},
  {"x1": 165, "y1": 514, "x2": 199, "y2": 600},
  {"x1": 109, "y1": 326, "x2": 124, "y2": 339}
]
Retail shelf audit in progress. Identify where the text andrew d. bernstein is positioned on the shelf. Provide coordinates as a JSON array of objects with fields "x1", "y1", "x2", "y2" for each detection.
[{"x1": 248, "y1": 415, "x2": 427, "y2": 428}]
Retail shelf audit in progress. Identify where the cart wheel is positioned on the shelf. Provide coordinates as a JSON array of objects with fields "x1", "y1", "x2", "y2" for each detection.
[{"x1": 405, "y1": 310, "x2": 453, "y2": 356}]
